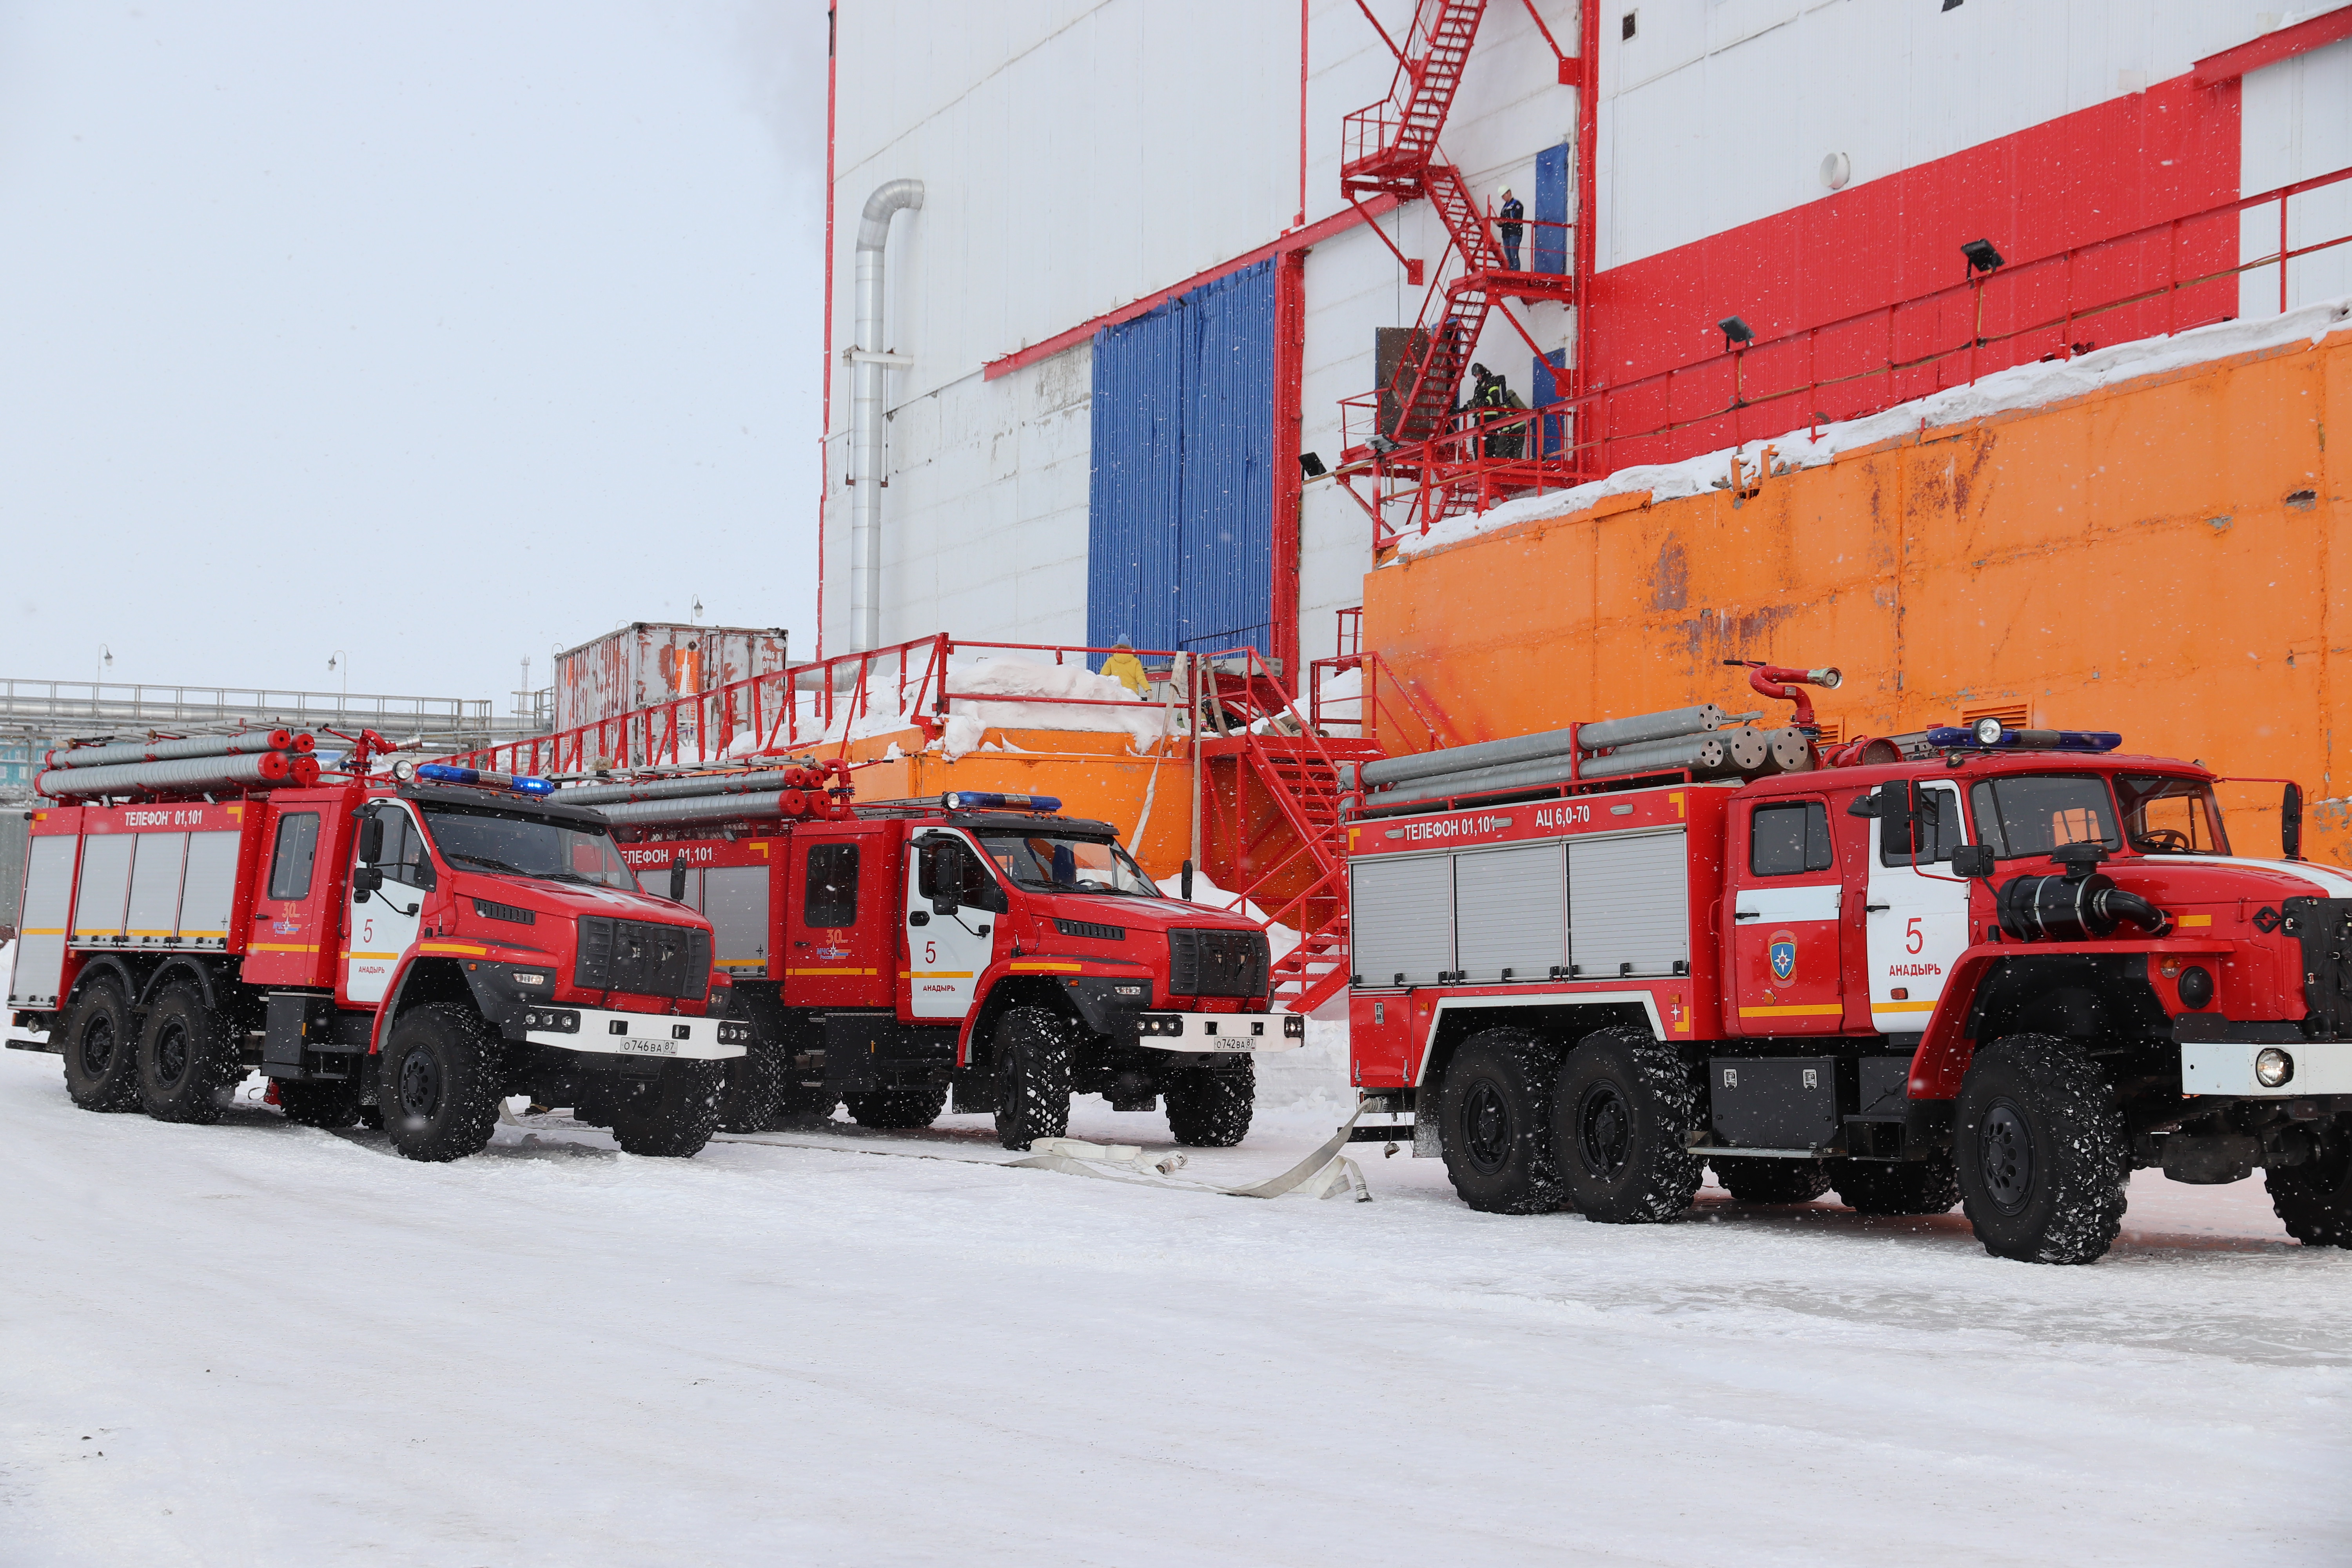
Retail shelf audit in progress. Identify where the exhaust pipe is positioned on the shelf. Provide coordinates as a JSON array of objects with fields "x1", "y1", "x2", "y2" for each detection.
[{"x1": 849, "y1": 178, "x2": 924, "y2": 653}]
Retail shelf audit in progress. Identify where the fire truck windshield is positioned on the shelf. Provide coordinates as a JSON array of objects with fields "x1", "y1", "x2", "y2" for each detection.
[
  {"x1": 2112, "y1": 773, "x2": 2230, "y2": 856},
  {"x1": 1969, "y1": 774, "x2": 2122, "y2": 860},
  {"x1": 419, "y1": 804, "x2": 641, "y2": 891},
  {"x1": 979, "y1": 832, "x2": 1161, "y2": 898}
]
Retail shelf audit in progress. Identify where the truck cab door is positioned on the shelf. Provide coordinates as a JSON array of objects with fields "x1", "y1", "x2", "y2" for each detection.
[
  {"x1": 1861, "y1": 779, "x2": 1972, "y2": 1034},
  {"x1": 1730, "y1": 796, "x2": 1846, "y2": 1034},
  {"x1": 345, "y1": 801, "x2": 432, "y2": 1006},
  {"x1": 783, "y1": 828, "x2": 890, "y2": 1008},
  {"x1": 905, "y1": 831, "x2": 1000, "y2": 1020}
]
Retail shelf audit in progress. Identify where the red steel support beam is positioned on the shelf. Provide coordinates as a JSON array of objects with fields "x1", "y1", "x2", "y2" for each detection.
[
  {"x1": 1271, "y1": 249, "x2": 1307, "y2": 681},
  {"x1": 1572, "y1": 0, "x2": 1597, "y2": 404}
]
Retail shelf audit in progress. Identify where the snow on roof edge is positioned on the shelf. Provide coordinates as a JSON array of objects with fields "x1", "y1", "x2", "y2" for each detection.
[{"x1": 1387, "y1": 295, "x2": 2352, "y2": 563}]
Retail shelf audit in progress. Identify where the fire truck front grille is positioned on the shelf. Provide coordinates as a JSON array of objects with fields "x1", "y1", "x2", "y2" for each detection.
[
  {"x1": 2286, "y1": 897, "x2": 2352, "y2": 1036},
  {"x1": 574, "y1": 916, "x2": 710, "y2": 1001},
  {"x1": 1168, "y1": 928, "x2": 1270, "y2": 999}
]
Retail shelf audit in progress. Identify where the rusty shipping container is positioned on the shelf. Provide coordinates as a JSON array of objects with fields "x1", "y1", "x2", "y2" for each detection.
[{"x1": 553, "y1": 624, "x2": 790, "y2": 733}]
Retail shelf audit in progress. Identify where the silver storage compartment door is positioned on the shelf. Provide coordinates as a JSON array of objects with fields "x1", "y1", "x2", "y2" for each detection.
[
  {"x1": 177, "y1": 830, "x2": 243, "y2": 946},
  {"x1": 1453, "y1": 842, "x2": 1566, "y2": 982},
  {"x1": 1350, "y1": 853, "x2": 1454, "y2": 986},
  {"x1": 1568, "y1": 830, "x2": 1688, "y2": 978},
  {"x1": 10, "y1": 835, "x2": 80, "y2": 1007},
  {"x1": 70, "y1": 834, "x2": 133, "y2": 944},
  {"x1": 702, "y1": 865, "x2": 770, "y2": 969},
  {"x1": 124, "y1": 833, "x2": 189, "y2": 946}
]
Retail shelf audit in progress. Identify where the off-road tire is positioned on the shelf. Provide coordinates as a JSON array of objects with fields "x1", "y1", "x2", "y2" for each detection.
[
  {"x1": 718, "y1": 1037, "x2": 787, "y2": 1134},
  {"x1": 773, "y1": 1082, "x2": 838, "y2": 1122},
  {"x1": 60, "y1": 979, "x2": 141, "y2": 1112},
  {"x1": 137, "y1": 983, "x2": 240, "y2": 1124},
  {"x1": 844, "y1": 1085, "x2": 950, "y2": 1130},
  {"x1": 2266, "y1": 1112, "x2": 2352, "y2": 1249},
  {"x1": 1436, "y1": 1029, "x2": 1561, "y2": 1212},
  {"x1": 609, "y1": 1060, "x2": 726, "y2": 1157},
  {"x1": 1552, "y1": 1026, "x2": 1702, "y2": 1223},
  {"x1": 1163, "y1": 1058, "x2": 1255, "y2": 1149},
  {"x1": 1955, "y1": 1034, "x2": 2129, "y2": 1264},
  {"x1": 1831, "y1": 1154, "x2": 1962, "y2": 1216},
  {"x1": 1713, "y1": 1157, "x2": 1833, "y2": 1205},
  {"x1": 379, "y1": 1004, "x2": 501, "y2": 1163},
  {"x1": 992, "y1": 1007, "x2": 1074, "y2": 1151},
  {"x1": 278, "y1": 1077, "x2": 365, "y2": 1129}
]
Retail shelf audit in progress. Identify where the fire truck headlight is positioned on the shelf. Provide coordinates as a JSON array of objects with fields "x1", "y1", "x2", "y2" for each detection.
[
  {"x1": 2256, "y1": 1048, "x2": 2294, "y2": 1088},
  {"x1": 2177, "y1": 965, "x2": 2215, "y2": 1010}
]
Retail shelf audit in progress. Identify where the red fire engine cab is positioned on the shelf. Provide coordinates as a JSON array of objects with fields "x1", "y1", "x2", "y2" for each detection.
[
  {"x1": 8, "y1": 737, "x2": 748, "y2": 1162},
  {"x1": 1345, "y1": 677, "x2": 2352, "y2": 1264},
  {"x1": 556, "y1": 768, "x2": 1303, "y2": 1151}
]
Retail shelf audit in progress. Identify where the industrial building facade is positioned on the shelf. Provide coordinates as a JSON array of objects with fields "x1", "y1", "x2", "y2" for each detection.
[{"x1": 818, "y1": 2, "x2": 2352, "y2": 675}]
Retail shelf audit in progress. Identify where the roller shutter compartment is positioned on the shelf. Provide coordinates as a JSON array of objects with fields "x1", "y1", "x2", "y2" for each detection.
[
  {"x1": 1351, "y1": 853, "x2": 1454, "y2": 986},
  {"x1": 176, "y1": 831, "x2": 243, "y2": 944},
  {"x1": 1568, "y1": 831, "x2": 1689, "y2": 978},
  {"x1": 702, "y1": 866, "x2": 771, "y2": 969},
  {"x1": 69, "y1": 835, "x2": 133, "y2": 944},
  {"x1": 123, "y1": 833, "x2": 188, "y2": 946},
  {"x1": 10, "y1": 836, "x2": 80, "y2": 1007},
  {"x1": 1453, "y1": 842, "x2": 1566, "y2": 983}
]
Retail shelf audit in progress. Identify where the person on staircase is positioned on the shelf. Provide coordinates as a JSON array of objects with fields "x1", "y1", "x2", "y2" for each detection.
[
  {"x1": 1497, "y1": 186, "x2": 1524, "y2": 270},
  {"x1": 1101, "y1": 636, "x2": 1150, "y2": 697},
  {"x1": 1468, "y1": 365, "x2": 1527, "y2": 460}
]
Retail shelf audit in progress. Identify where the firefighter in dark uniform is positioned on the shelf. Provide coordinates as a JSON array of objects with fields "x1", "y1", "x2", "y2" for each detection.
[
  {"x1": 1497, "y1": 186, "x2": 1524, "y2": 270},
  {"x1": 1468, "y1": 364, "x2": 1528, "y2": 460}
]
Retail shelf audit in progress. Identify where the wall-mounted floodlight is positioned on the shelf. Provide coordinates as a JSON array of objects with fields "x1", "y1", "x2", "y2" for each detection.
[
  {"x1": 1299, "y1": 451, "x2": 1328, "y2": 479},
  {"x1": 1718, "y1": 315, "x2": 1754, "y2": 351},
  {"x1": 1962, "y1": 238, "x2": 2005, "y2": 274}
]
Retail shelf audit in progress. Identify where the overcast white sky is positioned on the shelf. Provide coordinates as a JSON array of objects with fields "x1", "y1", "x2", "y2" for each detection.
[{"x1": 0, "y1": 1, "x2": 826, "y2": 710}]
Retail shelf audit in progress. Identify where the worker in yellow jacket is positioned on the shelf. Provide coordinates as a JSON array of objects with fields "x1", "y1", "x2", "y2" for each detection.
[{"x1": 1101, "y1": 637, "x2": 1150, "y2": 697}]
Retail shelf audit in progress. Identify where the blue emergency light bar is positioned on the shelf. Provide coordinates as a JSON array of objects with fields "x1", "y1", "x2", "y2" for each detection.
[
  {"x1": 1926, "y1": 722, "x2": 2123, "y2": 753},
  {"x1": 415, "y1": 762, "x2": 559, "y2": 797},
  {"x1": 941, "y1": 791, "x2": 1062, "y2": 813}
]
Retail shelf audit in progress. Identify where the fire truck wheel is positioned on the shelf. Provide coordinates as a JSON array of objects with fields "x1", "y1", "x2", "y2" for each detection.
[
  {"x1": 1954, "y1": 1034, "x2": 2129, "y2": 1264},
  {"x1": 1436, "y1": 1031, "x2": 1561, "y2": 1212},
  {"x1": 844, "y1": 1086, "x2": 949, "y2": 1129},
  {"x1": 610, "y1": 1060, "x2": 726, "y2": 1157},
  {"x1": 719, "y1": 1038, "x2": 787, "y2": 1134},
  {"x1": 1712, "y1": 1158, "x2": 1833, "y2": 1205},
  {"x1": 136, "y1": 983, "x2": 239, "y2": 1125},
  {"x1": 772, "y1": 1082, "x2": 838, "y2": 1122},
  {"x1": 1828, "y1": 1154, "x2": 1961, "y2": 1216},
  {"x1": 993, "y1": 1007, "x2": 1074, "y2": 1151},
  {"x1": 1551, "y1": 1027, "x2": 1703, "y2": 1224},
  {"x1": 1164, "y1": 1058, "x2": 1254, "y2": 1148},
  {"x1": 59, "y1": 980, "x2": 141, "y2": 1113},
  {"x1": 278, "y1": 1077, "x2": 364, "y2": 1129},
  {"x1": 379, "y1": 1004, "x2": 502, "y2": 1163},
  {"x1": 2266, "y1": 1113, "x2": 2352, "y2": 1249}
]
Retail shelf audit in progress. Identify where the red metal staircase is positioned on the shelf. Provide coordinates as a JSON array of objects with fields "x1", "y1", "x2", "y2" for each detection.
[
  {"x1": 1190, "y1": 653, "x2": 1383, "y2": 1015},
  {"x1": 1340, "y1": 0, "x2": 1579, "y2": 523}
]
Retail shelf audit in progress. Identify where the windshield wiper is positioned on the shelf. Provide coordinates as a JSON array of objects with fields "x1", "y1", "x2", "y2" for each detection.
[{"x1": 448, "y1": 853, "x2": 533, "y2": 875}]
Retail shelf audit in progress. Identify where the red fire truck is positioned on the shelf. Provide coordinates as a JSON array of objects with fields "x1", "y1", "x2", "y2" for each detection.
[
  {"x1": 7, "y1": 737, "x2": 749, "y2": 1162},
  {"x1": 1345, "y1": 681, "x2": 2352, "y2": 1263},
  {"x1": 560, "y1": 769, "x2": 1303, "y2": 1151}
]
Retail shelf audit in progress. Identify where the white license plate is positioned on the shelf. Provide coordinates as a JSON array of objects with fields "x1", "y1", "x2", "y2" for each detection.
[{"x1": 616, "y1": 1038, "x2": 678, "y2": 1055}]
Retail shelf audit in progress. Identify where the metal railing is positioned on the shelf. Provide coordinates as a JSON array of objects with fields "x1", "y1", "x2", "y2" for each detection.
[
  {"x1": 0, "y1": 678, "x2": 511, "y2": 751},
  {"x1": 1341, "y1": 160, "x2": 2352, "y2": 551},
  {"x1": 446, "y1": 635, "x2": 1195, "y2": 777}
]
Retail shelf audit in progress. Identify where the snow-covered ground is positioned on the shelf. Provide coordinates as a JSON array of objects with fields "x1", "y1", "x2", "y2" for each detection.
[{"x1": 3, "y1": 1040, "x2": 2345, "y2": 1566}]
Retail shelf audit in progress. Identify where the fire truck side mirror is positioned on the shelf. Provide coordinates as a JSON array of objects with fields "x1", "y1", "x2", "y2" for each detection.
[
  {"x1": 668, "y1": 863, "x2": 688, "y2": 903},
  {"x1": 2283, "y1": 782, "x2": 2305, "y2": 860},
  {"x1": 357, "y1": 815, "x2": 385, "y2": 864},
  {"x1": 352, "y1": 866, "x2": 383, "y2": 898},
  {"x1": 1950, "y1": 844, "x2": 1995, "y2": 879}
]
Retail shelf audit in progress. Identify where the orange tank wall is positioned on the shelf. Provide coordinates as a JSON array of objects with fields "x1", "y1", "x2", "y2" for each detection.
[
  {"x1": 1363, "y1": 327, "x2": 2352, "y2": 866},
  {"x1": 839, "y1": 726, "x2": 1199, "y2": 878}
]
